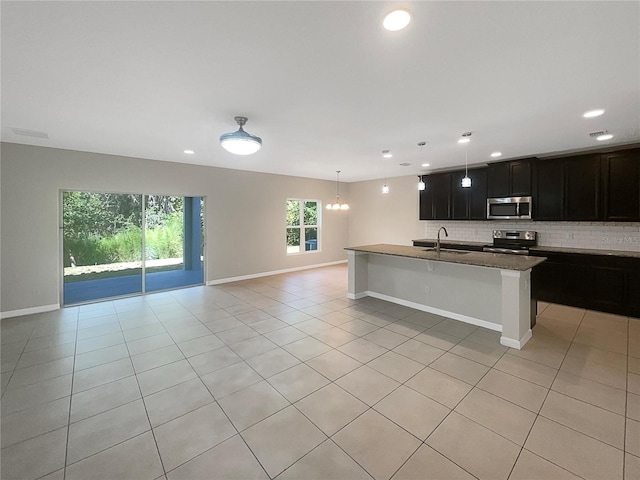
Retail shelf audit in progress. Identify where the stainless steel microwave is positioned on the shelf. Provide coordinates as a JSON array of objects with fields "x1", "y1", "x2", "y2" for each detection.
[{"x1": 487, "y1": 196, "x2": 532, "y2": 220}]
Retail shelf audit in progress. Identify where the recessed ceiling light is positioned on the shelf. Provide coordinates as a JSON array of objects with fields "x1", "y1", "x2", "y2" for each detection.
[
  {"x1": 184, "y1": 149, "x2": 195, "y2": 154},
  {"x1": 383, "y1": 9, "x2": 412, "y2": 31},
  {"x1": 382, "y1": 150, "x2": 392, "y2": 158},
  {"x1": 421, "y1": 163, "x2": 430, "y2": 167},
  {"x1": 597, "y1": 133, "x2": 613, "y2": 141},
  {"x1": 490, "y1": 152, "x2": 502, "y2": 158},
  {"x1": 583, "y1": 109, "x2": 605, "y2": 118}
]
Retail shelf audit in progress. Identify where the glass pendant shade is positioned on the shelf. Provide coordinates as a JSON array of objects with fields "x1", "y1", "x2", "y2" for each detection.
[
  {"x1": 382, "y1": 184, "x2": 389, "y2": 194},
  {"x1": 461, "y1": 176, "x2": 472, "y2": 188},
  {"x1": 418, "y1": 177, "x2": 426, "y2": 191},
  {"x1": 220, "y1": 116, "x2": 262, "y2": 155}
]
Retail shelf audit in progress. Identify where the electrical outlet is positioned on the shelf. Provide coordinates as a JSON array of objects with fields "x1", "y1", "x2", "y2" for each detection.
[{"x1": 424, "y1": 285, "x2": 430, "y2": 294}]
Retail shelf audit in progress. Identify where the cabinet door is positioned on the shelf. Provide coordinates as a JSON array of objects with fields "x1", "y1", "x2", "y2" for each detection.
[
  {"x1": 432, "y1": 173, "x2": 452, "y2": 220},
  {"x1": 488, "y1": 163, "x2": 510, "y2": 197},
  {"x1": 626, "y1": 269, "x2": 640, "y2": 316},
  {"x1": 559, "y1": 263, "x2": 591, "y2": 306},
  {"x1": 590, "y1": 266, "x2": 625, "y2": 312},
  {"x1": 468, "y1": 168, "x2": 488, "y2": 220},
  {"x1": 451, "y1": 171, "x2": 469, "y2": 220},
  {"x1": 532, "y1": 261, "x2": 562, "y2": 303},
  {"x1": 565, "y1": 154, "x2": 601, "y2": 220},
  {"x1": 534, "y1": 160, "x2": 564, "y2": 220},
  {"x1": 509, "y1": 160, "x2": 532, "y2": 196},
  {"x1": 419, "y1": 175, "x2": 434, "y2": 220},
  {"x1": 602, "y1": 149, "x2": 640, "y2": 221}
]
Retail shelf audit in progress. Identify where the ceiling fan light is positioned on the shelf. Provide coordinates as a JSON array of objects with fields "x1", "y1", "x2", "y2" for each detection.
[
  {"x1": 383, "y1": 9, "x2": 412, "y2": 31},
  {"x1": 220, "y1": 116, "x2": 262, "y2": 155}
]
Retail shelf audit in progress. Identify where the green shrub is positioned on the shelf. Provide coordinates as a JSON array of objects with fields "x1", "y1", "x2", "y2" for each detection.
[{"x1": 64, "y1": 214, "x2": 185, "y2": 266}]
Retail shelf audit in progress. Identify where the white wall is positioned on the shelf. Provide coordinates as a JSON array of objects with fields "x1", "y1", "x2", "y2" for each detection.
[
  {"x1": 347, "y1": 175, "x2": 421, "y2": 247},
  {"x1": 0, "y1": 143, "x2": 348, "y2": 314}
]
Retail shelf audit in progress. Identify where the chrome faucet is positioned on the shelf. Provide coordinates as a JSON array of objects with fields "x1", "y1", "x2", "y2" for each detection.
[{"x1": 436, "y1": 227, "x2": 448, "y2": 254}]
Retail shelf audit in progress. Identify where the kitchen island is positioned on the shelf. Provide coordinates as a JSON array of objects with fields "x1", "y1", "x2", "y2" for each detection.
[{"x1": 345, "y1": 244, "x2": 546, "y2": 349}]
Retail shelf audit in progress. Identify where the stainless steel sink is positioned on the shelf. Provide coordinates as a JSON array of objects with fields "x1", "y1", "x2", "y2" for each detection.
[{"x1": 423, "y1": 248, "x2": 471, "y2": 255}]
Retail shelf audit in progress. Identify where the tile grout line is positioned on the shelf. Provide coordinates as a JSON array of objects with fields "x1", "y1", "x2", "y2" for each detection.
[
  {"x1": 505, "y1": 308, "x2": 587, "y2": 480},
  {"x1": 119, "y1": 308, "x2": 169, "y2": 479},
  {"x1": 62, "y1": 307, "x2": 80, "y2": 480}
]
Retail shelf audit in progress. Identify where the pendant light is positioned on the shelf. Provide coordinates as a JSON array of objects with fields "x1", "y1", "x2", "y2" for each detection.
[
  {"x1": 326, "y1": 170, "x2": 349, "y2": 210},
  {"x1": 417, "y1": 142, "x2": 427, "y2": 190},
  {"x1": 381, "y1": 150, "x2": 389, "y2": 194},
  {"x1": 220, "y1": 116, "x2": 262, "y2": 155},
  {"x1": 461, "y1": 132, "x2": 472, "y2": 188}
]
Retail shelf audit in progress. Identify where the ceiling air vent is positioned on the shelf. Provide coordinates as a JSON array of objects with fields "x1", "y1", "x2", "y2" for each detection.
[
  {"x1": 399, "y1": 162, "x2": 411, "y2": 167},
  {"x1": 588, "y1": 130, "x2": 607, "y2": 138},
  {"x1": 11, "y1": 128, "x2": 49, "y2": 139}
]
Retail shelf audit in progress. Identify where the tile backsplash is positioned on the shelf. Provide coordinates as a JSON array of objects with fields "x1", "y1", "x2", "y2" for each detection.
[{"x1": 422, "y1": 221, "x2": 640, "y2": 252}]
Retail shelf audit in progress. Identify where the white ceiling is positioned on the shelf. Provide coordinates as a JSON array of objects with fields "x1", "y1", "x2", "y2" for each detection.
[{"x1": 2, "y1": 1, "x2": 639, "y2": 182}]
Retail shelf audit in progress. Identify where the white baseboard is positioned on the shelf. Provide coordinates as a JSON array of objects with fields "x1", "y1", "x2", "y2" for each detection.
[
  {"x1": 207, "y1": 260, "x2": 347, "y2": 286},
  {"x1": 501, "y1": 329, "x2": 532, "y2": 350},
  {"x1": 361, "y1": 290, "x2": 502, "y2": 333},
  {"x1": 1, "y1": 303, "x2": 60, "y2": 320},
  {"x1": 347, "y1": 292, "x2": 368, "y2": 300}
]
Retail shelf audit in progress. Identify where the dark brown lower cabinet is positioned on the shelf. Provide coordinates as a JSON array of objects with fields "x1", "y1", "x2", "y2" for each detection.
[{"x1": 531, "y1": 250, "x2": 640, "y2": 317}]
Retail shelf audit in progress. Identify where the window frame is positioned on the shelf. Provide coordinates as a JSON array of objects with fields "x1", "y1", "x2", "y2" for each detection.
[{"x1": 286, "y1": 198, "x2": 321, "y2": 255}]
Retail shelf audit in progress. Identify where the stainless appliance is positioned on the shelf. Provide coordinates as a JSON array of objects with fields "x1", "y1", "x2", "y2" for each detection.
[
  {"x1": 487, "y1": 196, "x2": 532, "y2": 220},
  {"x1": 483, "y1": 230, "x2": 537, "y2": 255}
]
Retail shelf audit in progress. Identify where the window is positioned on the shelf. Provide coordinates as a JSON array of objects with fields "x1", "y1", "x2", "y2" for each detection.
[{"x1": 286, "y1": 199, "x2": 320, "y2": 254}]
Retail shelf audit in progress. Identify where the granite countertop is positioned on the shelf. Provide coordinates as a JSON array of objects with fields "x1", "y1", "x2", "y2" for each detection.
[
  {"x1": 413, "y1": 238, "x2": 640, "y2": 259},
  {"x1": 529, "y1": 245, "x2": 640, "y2": 258},
  {"x1": 345, "y1": 244, "x2": 546, "y2": 271},
  {"x1": 412, "y1": 238, "x2": 488, "y2": 247}
]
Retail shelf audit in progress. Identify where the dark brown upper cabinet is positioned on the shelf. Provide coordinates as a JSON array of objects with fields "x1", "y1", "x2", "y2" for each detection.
[
  {"x1": 451, "y1": 171, "x2": 469, "y2": 220},
  {"x1": 419, "y1": 175, "x2": 434, "y2": 220},
  {"x1": 488, "y1": 159, "x2": 532, "y2": 197},
  {"x1": 419, "y1": 173, "x2": 451, "y2": 220},
  {"x1": 432, "y1": 173, "x2": 452, "y2": 220},
  {"x1": 564, "y1": 154, "x2": 601, "y2": 221},
  {"x1": 533, "y1": 159, "x2": 564, "y2": 220},
  {"x1": 602, "y1": 149, "x2": 640, "y2": 221},
  {"x1": 533, "y1": 154, "x2": 601, "y2": 221},
  {"x1": 452, "y1": 168, "x2": 488, "y2": 220}
]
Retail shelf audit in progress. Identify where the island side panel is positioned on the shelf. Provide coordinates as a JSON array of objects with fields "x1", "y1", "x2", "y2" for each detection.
[
  {"x1": 499, "y1": 269, "x2": 533, "y2": 349},
  {"x1": 364, "y1": 253, "x2": 502, "y2": 332},
  {"x1": 346, "y1": 250, "x2": 369, "y2": 299}
]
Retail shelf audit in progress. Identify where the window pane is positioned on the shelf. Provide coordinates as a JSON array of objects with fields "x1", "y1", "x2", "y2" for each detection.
[
  {"x1": 287, "y1": 228, "x2": 300, "y2": 253},
  {"x1": 304, "y1": 227, "x2": 318, "y2": 251},
  {"x1": 304, "y1": 201, "x2": 317, "y2": 226},
  {"x1": 286, "y1": 200, "x2": 300, "y2": 226}
]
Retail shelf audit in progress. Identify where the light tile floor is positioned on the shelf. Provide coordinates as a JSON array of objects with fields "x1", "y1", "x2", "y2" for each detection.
[{"x1": 1, "y1": 264, "x2": 639, "y2": 480}]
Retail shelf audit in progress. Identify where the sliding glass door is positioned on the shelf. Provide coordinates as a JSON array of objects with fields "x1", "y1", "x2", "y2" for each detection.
[
  {"x1": 144, "y1": 195, "x2": 204, "y2": 293},
  {"x1": 62, "y1": 191, "x2": 204, "y2": 305}
]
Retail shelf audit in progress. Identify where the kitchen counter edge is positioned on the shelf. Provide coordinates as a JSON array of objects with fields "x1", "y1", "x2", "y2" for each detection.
[{"x1": 345, "y1": 244, "x2": 546, "y2": 271}]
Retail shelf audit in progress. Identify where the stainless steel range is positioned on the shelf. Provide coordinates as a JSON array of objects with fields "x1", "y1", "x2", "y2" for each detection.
[{"x1": 483, "y1": 230, "x2": 537, "y2": 255}]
